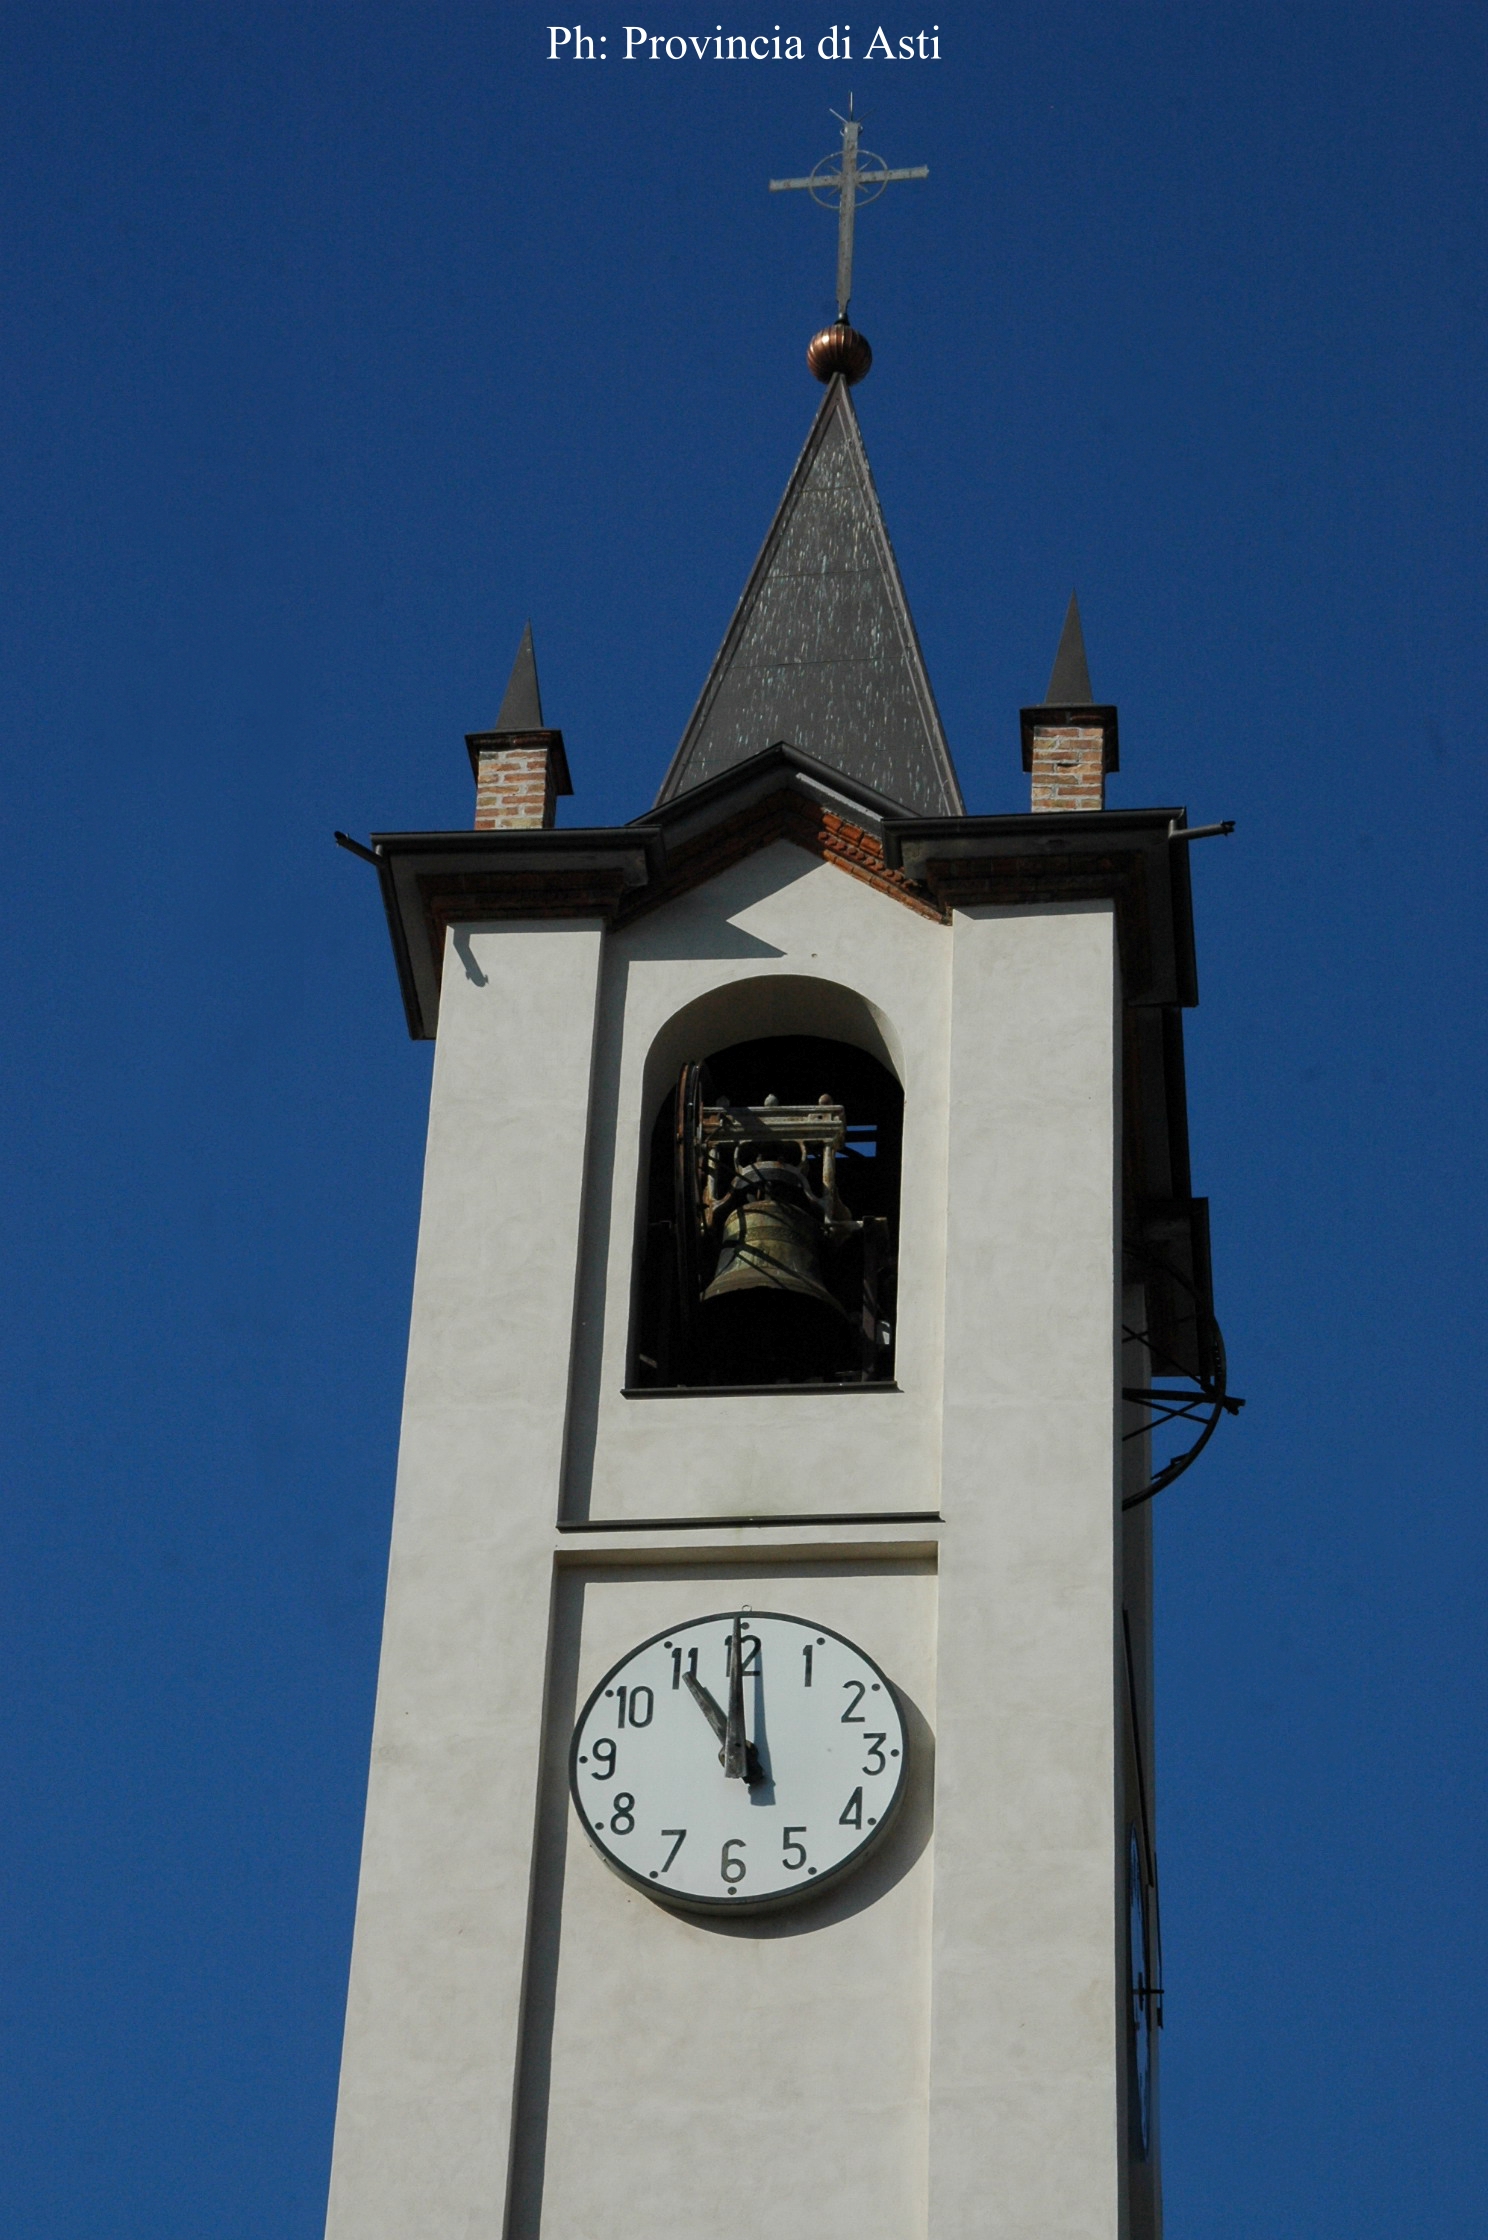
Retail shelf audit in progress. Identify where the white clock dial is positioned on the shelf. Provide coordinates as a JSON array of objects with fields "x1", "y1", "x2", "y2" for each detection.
[{"x1": 569, "y1": 1611, "x2": 908, "y2": 1913}]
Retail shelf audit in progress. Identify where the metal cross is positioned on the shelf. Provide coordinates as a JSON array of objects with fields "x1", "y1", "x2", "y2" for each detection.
[{"x1": 770, "y1": 103, "x2": 928, "y2": 322}]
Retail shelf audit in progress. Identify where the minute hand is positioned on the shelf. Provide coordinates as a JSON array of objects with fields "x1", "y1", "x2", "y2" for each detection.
[{"x1": 723, "y1": 1614, "x2": 749, "y2": 1781}]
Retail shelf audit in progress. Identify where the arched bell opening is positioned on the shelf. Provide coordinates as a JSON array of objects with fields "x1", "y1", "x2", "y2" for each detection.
[{"x1": 629, "y1": 1033, "x2": 904, "y2": 1391}]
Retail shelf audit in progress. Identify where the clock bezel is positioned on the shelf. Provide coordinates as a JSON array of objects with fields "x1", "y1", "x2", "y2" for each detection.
[{"x1": 568, "y1": 1608, "x2": 910, "y2": 1915}]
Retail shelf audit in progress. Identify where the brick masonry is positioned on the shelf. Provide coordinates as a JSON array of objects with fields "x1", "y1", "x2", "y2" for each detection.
[
  {"x1": 1029, "y1": 725, "x2": 1109, "y2": 813},
  {"x1": 616, "y1": 787, "x2": 948, "y2": 928},
  {"x1": 474, "y1": 741, "x2": 561, "y2": 830}
]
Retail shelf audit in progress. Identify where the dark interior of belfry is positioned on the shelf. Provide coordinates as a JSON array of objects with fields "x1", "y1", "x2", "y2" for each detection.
[{"x1": 629, "y1": 1034, "x2": 904, "y2": 1391}]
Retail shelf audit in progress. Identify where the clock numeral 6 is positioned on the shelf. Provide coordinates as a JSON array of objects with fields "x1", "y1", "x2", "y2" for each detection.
[
  {"x1": 720, "y1": 1838, "x2": 747, "y2": 1885},
  {"x1": 782, "y1": 1827, "x2": 808, "y2": 1871}
]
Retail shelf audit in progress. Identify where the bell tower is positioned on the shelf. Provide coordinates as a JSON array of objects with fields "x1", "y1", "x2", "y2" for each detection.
[{"x1": 325, "y1": 128, "x2": 1234, "y2": 2240}]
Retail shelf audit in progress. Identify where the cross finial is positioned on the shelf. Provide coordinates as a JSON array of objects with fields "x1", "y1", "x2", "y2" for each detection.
[{"x1": 770, "y1": 103, "x2": 929, "y2": 322}]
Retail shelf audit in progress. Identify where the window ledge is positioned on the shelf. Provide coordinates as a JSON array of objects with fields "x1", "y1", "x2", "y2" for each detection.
[{"x1": 621, "y1": 1381, "x2": 901, "y2": 1399}]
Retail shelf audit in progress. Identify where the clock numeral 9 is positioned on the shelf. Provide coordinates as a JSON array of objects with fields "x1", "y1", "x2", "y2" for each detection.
[
  {"x1": 720, "y1": 1838, "x2": 747, "y2": 1885},
  {"x1": 782, "y1": 1827, "x2": 808, "y2": 1871},
  {"x1": 591, "y1": 1738, "x2": 617, "y2": 1780},
  {"x1": 610, "y1": 1793, "x2": 636, "y2": 1834}
]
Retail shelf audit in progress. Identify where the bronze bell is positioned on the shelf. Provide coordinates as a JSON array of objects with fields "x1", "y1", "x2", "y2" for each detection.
[{"x1": 702, "y1": 1165, "x2": 845, "y2": 1318}]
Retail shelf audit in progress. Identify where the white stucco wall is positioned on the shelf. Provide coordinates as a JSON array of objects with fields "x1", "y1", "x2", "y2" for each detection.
[
  {"x1": 323, "y1": 868, "x2": 1128, "y2": 2240},
  {"x1": 325, "y1": 920, "x2": 606, "y2": 2240},
  {"x1": 930, "y1": 901, "x2": 1122, "y2": 2240}
]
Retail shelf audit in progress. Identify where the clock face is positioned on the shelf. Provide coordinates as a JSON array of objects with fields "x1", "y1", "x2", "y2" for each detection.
[{"x1": 569, "y1": 1611, "x2": 909, "y2": 1913}]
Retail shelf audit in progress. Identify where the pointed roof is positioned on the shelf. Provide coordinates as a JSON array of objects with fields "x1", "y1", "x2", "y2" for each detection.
[
  {"x1": 1045, "y1": 591, "x2": 1093, "y2": 704},
  {"x1": 494, "y1": 621, "x2": 544, "y2": 730},
  {"x1": 655, "y1": 377, "x2": 963, "y2": 817},
  {"x1": 465, "y1": 621, "x2": 572, "y2": 795},
  {"x1": 1019, "y1": 590, "x2": 1120, "y2": 772}
]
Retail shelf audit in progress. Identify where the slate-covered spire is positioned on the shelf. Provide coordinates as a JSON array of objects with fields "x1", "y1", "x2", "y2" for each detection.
[
  {"x1": 494, "y1": 620, "x2": 544, "y2": 730},
  {"x1": 654, "y1": 377, "x2": 964, "y2": 817},
  {"x1": 467, "y1": 622, "x2": 570, "y2": 831},
  {"x1": 1044, "y1": 590, "x2": 1094, "y2": 705},
  {"x1": 1020, "y1": 591, "x2": 1120, "y2": 812}
]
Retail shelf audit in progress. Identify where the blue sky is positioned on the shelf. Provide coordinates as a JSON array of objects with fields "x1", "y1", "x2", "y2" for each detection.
[{"x1": 1, "y1": 4, "x2": 1484, "y2": 2232}]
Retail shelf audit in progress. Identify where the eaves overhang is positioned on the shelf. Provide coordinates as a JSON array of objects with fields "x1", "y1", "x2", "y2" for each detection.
[
  {"x1": 880, "y1": 806, "x2": 1199, "y2": 1009},
  {"x1": 369, "y1": 825, "x2": 666, "y2": 1040}
]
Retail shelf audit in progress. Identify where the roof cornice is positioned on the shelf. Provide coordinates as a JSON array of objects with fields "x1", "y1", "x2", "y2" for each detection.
[
  {"x1": 880, "y1": 808, "x2": 1198, "y2": 1007},
  {"x1": 363, "y1": 788, "x2": 1200, "y2": 1038},
  {"x1": 367, "y1": 826, "x2": 666, "y2": 1039}
]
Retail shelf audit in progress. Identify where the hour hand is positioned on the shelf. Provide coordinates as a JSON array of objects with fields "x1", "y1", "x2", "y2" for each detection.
[{"x1": 683, "y1": 1669, "x2": 729, "y2": 1748}]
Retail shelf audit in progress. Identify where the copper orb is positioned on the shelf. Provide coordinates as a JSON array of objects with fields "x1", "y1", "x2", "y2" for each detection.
[{"x1": 806, "y1": 320, "x2": 873, "y2": 386}]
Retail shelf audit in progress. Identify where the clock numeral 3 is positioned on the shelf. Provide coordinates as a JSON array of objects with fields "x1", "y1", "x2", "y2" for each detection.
[{"x1": 862, "y1": 1733, "x2": 887, "y2": 1775}]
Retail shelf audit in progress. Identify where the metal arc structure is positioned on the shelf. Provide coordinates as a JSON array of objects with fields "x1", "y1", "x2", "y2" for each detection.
[{"x1": 1121, "y1": 1242, "x2": 1244, "y2": 1509}]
